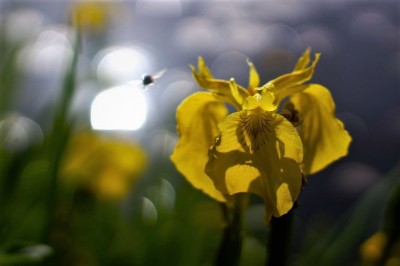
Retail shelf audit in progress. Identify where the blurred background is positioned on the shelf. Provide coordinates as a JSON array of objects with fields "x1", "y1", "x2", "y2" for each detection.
[{"x1": 0, "y1": 1, "x2": 399, "y2": 265}]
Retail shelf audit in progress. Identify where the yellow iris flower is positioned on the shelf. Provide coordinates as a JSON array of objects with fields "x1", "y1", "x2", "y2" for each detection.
[
  {"x1": 60, "y1": 133, "x2": 147, "y2": 201},
  {"x1": 171, "y1": 48, "x2": 351, "y2": 224}
]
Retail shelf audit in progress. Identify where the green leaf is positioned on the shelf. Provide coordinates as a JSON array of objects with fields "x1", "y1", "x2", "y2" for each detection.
[{"x1": 300, "y1": 163, "x2": 400, "y2": 266}]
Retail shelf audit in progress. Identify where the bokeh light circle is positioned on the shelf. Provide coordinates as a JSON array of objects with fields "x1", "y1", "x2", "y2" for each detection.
[{"x1": 91, "y1": 85, "x2": 147, "y2": 130}]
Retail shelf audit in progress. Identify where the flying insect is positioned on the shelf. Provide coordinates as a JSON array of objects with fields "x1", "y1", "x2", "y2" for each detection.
[{"x1": 127, "y1": 69, "x2": 167, "y2": 90}]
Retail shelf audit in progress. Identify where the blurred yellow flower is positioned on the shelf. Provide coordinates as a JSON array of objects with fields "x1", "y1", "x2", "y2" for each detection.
[
  {"x1": 60, "y1": 133, "x2": 147, "y2": 200},
  {"x1": 360, "y1": 232, "x2": 388, "y2": 264},
  {"x1": 70, "y1": 2, "x2": 110, "y2": 32},
  {"x1": 171, "y1": 48, "x2": 351, "y2": 224},
  {"x1": 360, "y1": 232, "x2": 400, "y2": 266}
]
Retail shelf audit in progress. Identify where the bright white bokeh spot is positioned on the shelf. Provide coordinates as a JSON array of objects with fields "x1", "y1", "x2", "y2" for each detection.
[
  {"x1": 254, "y1": 3, "x2": 314, "y2": 23},
  {"x1": 173, "y1": 17, "x2": 223, "y2": 54},
  {"x1": 95, "y1": 46, "x2": 152, "y2": 86},
  {"x1": 146, "y1": 178, "x2": 176, "y2": 213},
  {"x1": 257, "y1": 23, "x2": 303, "y2": 53},
  {"x1": 0, "y1": 114, "x2": 44, "y2": 154},
  {"x1": 91, "y1": 85, "x2": 147, "y2": 130},
  {"x1": 203, "y1": 4, "x2": 248, "y2": 21},
  {"x1": 4, "y1": 8, "x2": 45, "y2": 43},
  {"x1": 349, "y1": 12, "x2": 396, "y2": 46},
  {"x1": 211, "y1": 51, "x2": 249, "y2": 87},
  {"x1": 17, "y1": 28, "x2": 73, "y2": 77},
  {"x1": 161, "y1": 80, "x2": 194, "y2": 113},
  {"x1": 147, "y1": 129, "x2": 178, "y2": 157},
  {"x1": 135, "y1": 0, "x2": 182, "y2": 18},
  {"x1": 221, "y1": 20, "x2": 265, "y2": 55},
  {"x1": 300, "y1": 26, "x2": 335, "y2": 55},
  {"x1": 141, "y1": 197, "x2": 157, "y2": 224},
  {"x1": 19, "y1": 245, "x2": 52, "y2": 260},
  {"x1": 332, "y1": 162, "x2": 381, "y2": 195}
]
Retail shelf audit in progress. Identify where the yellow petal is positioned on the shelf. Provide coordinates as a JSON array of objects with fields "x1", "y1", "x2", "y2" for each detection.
[
  {"x1": 242, "y1": 95, "x2": 259, "y2": 110},
  {"x1": 198, "y1": 56, "x2": 214, "y2": 79},
  {"x1": 171, "y1": 92, "x2": 228, "y2": 202},
  {"x1": 242, "y1": 93, "x2": 276, "y2": 113},
  {"x1": 290, "y1": 84, "x2": 352, "y2": 175},
  {"x1": 229, "y1": 78, "x2": 245, "y2": 106},
  {"x1": 274, "y1": 84, "x2": 310, "y2": 106},
  {"x1": 246, "y1": 58, "x2": 260, "y2": 94},
  {"x1": 259, "y1": 91, "x2": 276, "y2": 112},
  {"x1": 205, "y1": 111, "x2": 303, "y2": 224},
  {"x1": 190, "y1": 58, "x2": 250, "y2": 110},
  {"x1": 270, "y1": 53, "x2": 320, "y2": 92},
  {"x1": 293, "y1": 47, "x2": 311, "y2": 72}
]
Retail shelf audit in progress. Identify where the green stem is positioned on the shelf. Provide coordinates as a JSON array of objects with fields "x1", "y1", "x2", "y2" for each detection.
[
  {"x1": 266, "y1": 210, "x2": 294, "y2": 266},
  {"x1": 215, "y1": 194, "x2": 249, "y2": 266},
  {"x1": 41, "y1": 29, "x2": 80, "y2": 244}
]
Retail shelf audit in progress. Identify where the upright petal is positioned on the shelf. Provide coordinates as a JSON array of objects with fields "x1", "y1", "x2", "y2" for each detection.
[
  {"x1": 293, "y1": 47, "x2": 311, "y2": 72},
  {"x1": 290, "y1": 84, "x2": 352, "y2": 175},
  {"x1": 229, "y1": 78, "x2": 245, "y2": 107},
  {"x1": 171, "y1": 92, "x2": 228, "y2": 202},
  {"x1": 205, "y1": 111, "x2": 303, "y2": 224},
  {"x1": 190, "y1": 57, "x2": 250, "y2": 110},
  {"x1": 242, "y1": 94, "x2": 276, "y2": 113},
  {"x1": 247, "y1": 58, "x2": 260, "y2": 95},
  {"x1": 198, "y1": 56, "x2": 214, "y2": 79},
  {"x1": 269, "y1": 53, "x2": 320, "y2": 92}
]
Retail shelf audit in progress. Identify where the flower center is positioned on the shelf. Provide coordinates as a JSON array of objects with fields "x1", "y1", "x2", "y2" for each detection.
[{"x1": 239, "y1": 111, "x2": 271, "y2": 153}]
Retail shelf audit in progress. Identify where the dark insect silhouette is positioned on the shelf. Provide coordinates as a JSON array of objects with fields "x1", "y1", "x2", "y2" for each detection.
[{"x1": 127, "y1": 69, "x2": 167, "y2": 90}]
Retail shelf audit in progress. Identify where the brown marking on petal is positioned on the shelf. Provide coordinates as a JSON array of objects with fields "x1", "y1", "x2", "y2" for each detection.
[{"x1": 239, "y1": 111, "x2": 272, "y2": 153}]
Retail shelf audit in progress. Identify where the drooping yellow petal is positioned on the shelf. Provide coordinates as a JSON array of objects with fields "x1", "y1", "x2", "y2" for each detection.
[
  {"x1": 205, "y1": 111, "x2": 303, "y2": 224},
  {"x1": 293, "y1": 47, "x2": 311, "y2": 72},
  {"x1": 274, "y1": 83, "x2": 310, "y2": 106},
  {"x1": 229, "y1": 78, "x2": 245, "y2": 106},
  {"x1": 190, "y1": 58, "x2": 250, "y2": 110},
  {"x1": 290, "y1": 84, "x2": 352, "y2": 175},
  {"x1": 247, "y1": 58, "x2": 260, "y2": 94},
  {"x1": 270, "y1": 53, "x2": 320, "y2": 92},
  {"x1": 170, "y1": 92, "x2": 228, "y2": 202}
]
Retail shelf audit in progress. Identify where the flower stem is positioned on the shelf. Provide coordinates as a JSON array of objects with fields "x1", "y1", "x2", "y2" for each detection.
[
  {"x1": 215, "y1": 194, "x2": 249, "y2": 266},
  {"x1": 266, "y1": 210, "x2": 294, "y2": 266}
]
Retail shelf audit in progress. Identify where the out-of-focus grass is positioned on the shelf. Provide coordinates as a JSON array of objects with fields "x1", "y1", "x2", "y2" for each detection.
[
  {"x1": 0, "y1": 26, "x2": 225, "y2": 266},
  {"x1": 299, "y1": 163, "x2": 400, "y2": 266},
  {"x1": 0, "y1": 6, "x2": 399, "y2": 266}
]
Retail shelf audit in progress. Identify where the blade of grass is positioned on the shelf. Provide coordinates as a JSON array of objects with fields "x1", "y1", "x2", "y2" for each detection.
[
  {"x1": 41, "y1": 28, "x2": 81, "y2": 243},
  {"x1": 300, "y1": 163, "x2": 400, "y2": 266}
]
